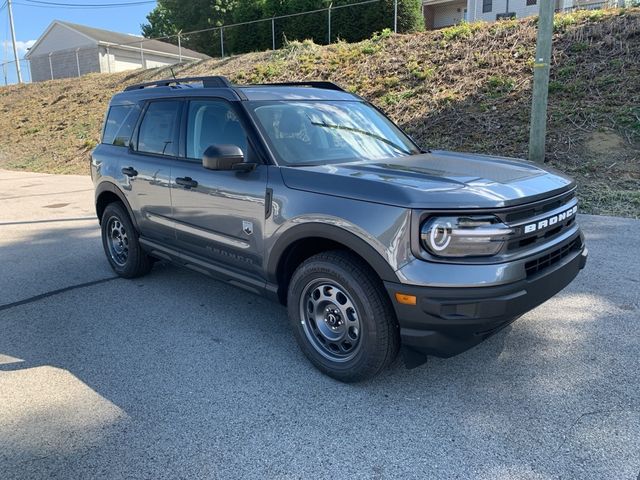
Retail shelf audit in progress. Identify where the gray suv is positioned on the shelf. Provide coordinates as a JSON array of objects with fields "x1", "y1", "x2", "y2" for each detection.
[{"x1": 92, "y1": 76, "x2": 587, "y2": 382}]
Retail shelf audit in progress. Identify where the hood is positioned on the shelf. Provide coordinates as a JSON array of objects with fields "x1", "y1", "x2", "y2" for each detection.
[{"x1": 280, "y1": 150, "x2": 575, "y2": 209}]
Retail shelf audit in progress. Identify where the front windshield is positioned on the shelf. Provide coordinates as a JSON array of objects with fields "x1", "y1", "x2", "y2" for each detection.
[{"x1": 248, "y1": 101, "x2": 420, "y2": 166}]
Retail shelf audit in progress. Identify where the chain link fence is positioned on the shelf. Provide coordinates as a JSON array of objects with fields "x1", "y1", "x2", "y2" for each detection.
[
  {"x1": 153, "y1": 0, "x2": 388, "y2": 59},
  {"x1": 1, "y1": 0, "x2": 392, "y2": 84},
  {"x1": 1, "y1": 0, "x2": 638, "y2": 85},
  {"x1": 1, "y1": 57, "x2": 30, "y2": 85}
]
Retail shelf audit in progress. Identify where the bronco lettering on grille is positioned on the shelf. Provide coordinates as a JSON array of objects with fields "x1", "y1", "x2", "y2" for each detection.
[{"x1": 523, "y1": 205, "x2": 577, "y2": 234}]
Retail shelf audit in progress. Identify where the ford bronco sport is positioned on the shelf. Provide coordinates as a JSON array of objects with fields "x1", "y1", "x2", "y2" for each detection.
[{"x1": 92, "y1": 76, "x2": 587, "y2": 382}]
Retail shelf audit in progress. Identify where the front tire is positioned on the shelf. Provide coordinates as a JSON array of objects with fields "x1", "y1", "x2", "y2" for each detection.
[
  {"x1": 101, "y1": 202, "x2": 152, "y2": 278},
  {"x1": 287, "y1": 251, "x2": 399, "y2": 382}
]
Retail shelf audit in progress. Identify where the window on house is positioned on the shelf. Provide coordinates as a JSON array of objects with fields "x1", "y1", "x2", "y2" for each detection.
[
  {"x1": 527, "y1": 0, "x2": 537, "y2": 5},
  {"x1": 483, "y1": 0, "x2": 492, "y2": 13}
]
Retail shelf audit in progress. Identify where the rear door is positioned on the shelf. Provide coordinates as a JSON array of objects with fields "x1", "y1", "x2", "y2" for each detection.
[
  {"x1": 170, "y1": 98, "x2": 268, "y2": 281},
  {"x1": 125, "y1": 99, "x2": 183, "y2": 243}
]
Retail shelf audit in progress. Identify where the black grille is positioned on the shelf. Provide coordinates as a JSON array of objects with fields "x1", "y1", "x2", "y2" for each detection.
[
  {"x1": 506, "y1": 217, "x2": 576, "y2": 251},
  {"x1": 525, "y1": 237, "x2": 582, "y2": 277},
  {"x1": 500, "y1": 190, "x2": 578, "y2": 254},
  {"x1": 503, "y1": 190, "x2": 575, "y2": 223}
]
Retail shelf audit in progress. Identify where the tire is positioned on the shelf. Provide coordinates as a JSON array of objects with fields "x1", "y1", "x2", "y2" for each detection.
[
  {"x1": 287, "y1": 250, "x2": 400, "y2": 382},
  {"x1": 101, "y1": 202, "x2": 153, "y2": 278}
]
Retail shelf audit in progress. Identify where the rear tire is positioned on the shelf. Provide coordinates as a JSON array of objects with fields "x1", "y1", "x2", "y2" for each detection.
[
  {"x1": 101, "y1": 202, "x2": 153, "y2": 278},
  {"x1": 287, "y1": 250, "x2": 400, "y2": 382}
]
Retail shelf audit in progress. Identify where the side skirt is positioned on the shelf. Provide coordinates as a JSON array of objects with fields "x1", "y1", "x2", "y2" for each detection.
[{"x1": 139, "y1": 237, "x2": 280, "y2": 302}]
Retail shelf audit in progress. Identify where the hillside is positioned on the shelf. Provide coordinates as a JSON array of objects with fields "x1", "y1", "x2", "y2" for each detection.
[{"x1": 0, "y1": 8, "x2": 638, "y2": 217}]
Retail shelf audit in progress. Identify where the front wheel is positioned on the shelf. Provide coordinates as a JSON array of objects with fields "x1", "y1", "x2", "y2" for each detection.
[
  {"x1": 287, "y1": 251, "x2": 399, "y2": 382},
  {"x1": 101, "y1": 202, "x2": 153, "y2": 278}
]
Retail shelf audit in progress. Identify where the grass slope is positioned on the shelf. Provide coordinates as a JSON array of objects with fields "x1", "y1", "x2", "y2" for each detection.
[{"x1": 0, "y1": 8, "x2": 638, "y2": 217}]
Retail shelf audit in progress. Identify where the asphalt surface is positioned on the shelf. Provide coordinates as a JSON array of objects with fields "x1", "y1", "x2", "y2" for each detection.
[{"x1": 0, "y1": 169, "x2": 638, "y2": 480}]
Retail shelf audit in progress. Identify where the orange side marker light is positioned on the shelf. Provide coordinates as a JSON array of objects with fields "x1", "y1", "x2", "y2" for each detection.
[{"x1": 395, "y1": 293, "x2": 417, "y2": 306}]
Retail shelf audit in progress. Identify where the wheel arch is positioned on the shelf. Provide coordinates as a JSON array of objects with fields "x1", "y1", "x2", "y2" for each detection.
[
  {"x1": 267, "y1": 223, "x2": 399, "y2": 304},
  {"x1": 95, "y1": 181, "x2": 139, "y2": 232}
]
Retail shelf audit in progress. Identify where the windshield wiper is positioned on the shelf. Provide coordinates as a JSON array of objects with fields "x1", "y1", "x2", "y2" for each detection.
[{"x1": 309, "y1": 120, "x2": 412, "y2": 156}]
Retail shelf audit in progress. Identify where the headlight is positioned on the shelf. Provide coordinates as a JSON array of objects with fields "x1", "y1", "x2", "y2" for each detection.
[{"x1": 420, "y1": 215, "x2": 514, "y2": 257}]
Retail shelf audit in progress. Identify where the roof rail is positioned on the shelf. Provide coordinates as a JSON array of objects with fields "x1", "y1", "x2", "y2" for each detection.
[
  {"x1": 248, "y1": 81, "x2": 344, "y2": 92},
  {"x1": 124, "y1": 76, "x2": 232, "y2": 91}
]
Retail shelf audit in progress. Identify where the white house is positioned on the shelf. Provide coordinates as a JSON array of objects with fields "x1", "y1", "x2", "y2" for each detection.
[
  {"x1": 25, "y1": 21, "x2": 209, "y2": 82},
  {"x1": 422, "y1": 0, "x2": 622, "y2": 30}
]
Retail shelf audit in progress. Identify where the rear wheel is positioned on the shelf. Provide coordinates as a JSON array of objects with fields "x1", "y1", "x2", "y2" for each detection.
[
  {"x1": 101, "y1": 202, "x2": 152, "y2": 278},
  {"x1": 287, "y1": 250, "x2": 399, "y2": 382}
]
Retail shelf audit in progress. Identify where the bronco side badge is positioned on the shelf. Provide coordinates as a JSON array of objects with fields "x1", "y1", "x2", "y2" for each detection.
[{"x1": 243, "y1": 221, "x2": 253, "y2": 235}]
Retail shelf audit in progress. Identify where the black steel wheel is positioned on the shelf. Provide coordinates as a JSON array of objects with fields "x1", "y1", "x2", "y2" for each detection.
[
  {"x1": 101, "y1": 202, "x2": 153, "y2": 278},
  {"x1": 300, "y1": 278, "x2": 363, "y2": 362},
  {"x1": 288, "y1": 250, "x2": 399, "y2": 382},
  {"x1": 105, "y1": 215, "x2": 129, "y2": 267}
]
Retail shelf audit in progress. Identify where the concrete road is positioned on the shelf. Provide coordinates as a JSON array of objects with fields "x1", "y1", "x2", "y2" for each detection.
[{"x1": 0, "y1": 169, "x2": 638, "y2": 480}]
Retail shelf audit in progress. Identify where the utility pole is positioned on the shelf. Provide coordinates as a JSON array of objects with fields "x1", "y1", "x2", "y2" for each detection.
[
  {"x1": 328, "y1": 3, "x2": 332, "y2": 44},
  {"x1": 272, "y1": 17, "x2": 276, "y2": 51},
  {"x1": 394, "y1": 0, "x2": 398, "y2": 33},
  {"x1": 7, "y1": 0, "x2": 23, "y2": 84},
  {"x1": 219, "y1": 27, "x2": 224, "y2": 58},
  {"x1": 528, "y1": 0, "x2": 555, "y2": 163}
]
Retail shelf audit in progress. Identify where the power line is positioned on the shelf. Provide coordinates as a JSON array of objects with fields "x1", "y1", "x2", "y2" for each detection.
[
  {"x1": 17, "y1": 0, "x2": 155, "y2": 7},
  {"x1": 23, "y1": 0, "x2": 155, "y2": 5}
]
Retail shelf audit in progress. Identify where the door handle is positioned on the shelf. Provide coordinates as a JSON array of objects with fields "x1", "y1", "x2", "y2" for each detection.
[
  {"x1": 121, "y1": 166, "x2": 138, "y2": 177},
  {"x1": 175, "y1": 176, "x2": 198, "y2": 189}
]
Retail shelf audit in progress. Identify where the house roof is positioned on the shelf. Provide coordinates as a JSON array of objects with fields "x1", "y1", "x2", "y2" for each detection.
[{"x1": 26, "y1": 20, "x2": 209, "y2": 61}]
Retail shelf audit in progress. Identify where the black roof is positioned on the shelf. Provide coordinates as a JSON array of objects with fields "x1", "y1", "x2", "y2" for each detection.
[{"x1": 114, "y1": 76, "x2": 359, "y2": 103}]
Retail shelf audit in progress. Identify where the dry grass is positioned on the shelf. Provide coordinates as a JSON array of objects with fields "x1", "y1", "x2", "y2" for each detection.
[{"x1": 0, "y1": 8, "x2": 638, "y2": 217}]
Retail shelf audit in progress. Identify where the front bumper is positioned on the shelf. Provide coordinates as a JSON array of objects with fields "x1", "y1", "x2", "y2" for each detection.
[{"x1": 385, "y1": 243, "x2": 588, "y2": 360}]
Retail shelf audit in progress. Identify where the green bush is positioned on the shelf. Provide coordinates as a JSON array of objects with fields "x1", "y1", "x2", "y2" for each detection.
[
  {"x1": 441, "y1": 22, "x2": 473, "y2": 41},
  {"x1": 144, "y1": 0, "x2": 425, "y2": 56},
  {"x1": 228, "y1": 0, "x2": 271, "y2": 53}
]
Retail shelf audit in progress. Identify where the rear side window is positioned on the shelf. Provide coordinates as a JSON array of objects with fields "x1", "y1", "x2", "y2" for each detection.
[
  {"x1": 137, "y1": 101, "x2": 181, "y2": 157},
  {"x1": 102, "y1": 105, "x2": 139, "y2": 147}
]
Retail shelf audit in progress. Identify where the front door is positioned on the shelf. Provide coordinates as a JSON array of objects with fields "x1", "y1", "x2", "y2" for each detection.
[{"x1": 170, "y1": 98, "x2": 268, "y2": 282}]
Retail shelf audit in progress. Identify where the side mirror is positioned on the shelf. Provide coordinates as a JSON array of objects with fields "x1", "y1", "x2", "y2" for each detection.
[{"x1": 202, "y1": 144, "x2": 246, "y2": 171}]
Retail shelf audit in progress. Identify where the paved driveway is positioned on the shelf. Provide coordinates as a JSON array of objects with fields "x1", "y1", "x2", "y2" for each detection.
[{"x1": 0, "y1": 169, "x2": 638, "y2": 480}]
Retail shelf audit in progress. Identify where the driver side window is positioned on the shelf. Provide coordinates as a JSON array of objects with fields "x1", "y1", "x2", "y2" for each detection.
[{"x1": 186, "y1": 100, "x2": 249, "y2": 161}]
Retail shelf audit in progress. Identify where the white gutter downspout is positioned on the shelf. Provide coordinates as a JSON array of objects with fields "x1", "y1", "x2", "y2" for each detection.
[
  {"x1": 75, "y1": 48, "x2": 81, "y2": 77},
  {"x1": 48, "y1": 52, "x2": 53, "y2": 80}
]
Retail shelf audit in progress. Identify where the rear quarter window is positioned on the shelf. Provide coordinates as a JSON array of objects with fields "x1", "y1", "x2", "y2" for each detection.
[{"x1": 102, "y1": 104, "x2": 140, "y2": 147}]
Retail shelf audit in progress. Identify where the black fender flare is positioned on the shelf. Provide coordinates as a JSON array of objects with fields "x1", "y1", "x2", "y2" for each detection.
[
  {"x1": 266, "y1": 223, "x2": 400, "y2": 285},
  {"x1": 95, "y1": 181, "x2": 140, "y2": 232}
]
